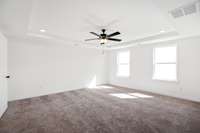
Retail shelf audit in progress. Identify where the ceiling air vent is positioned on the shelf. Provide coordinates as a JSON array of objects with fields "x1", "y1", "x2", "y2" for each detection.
[
  {"x1": 198, "y1": 0, "x2": 200, "y2": 11},
  {"x1": 183, "y1": 3, "x2": 197, "y2": 15},
  {"x1": 169, "y1": 0, "x2": 199, "y2": 18},
  {"x1": 171, "y1": 9, "x2": 184, "y2": 18}
]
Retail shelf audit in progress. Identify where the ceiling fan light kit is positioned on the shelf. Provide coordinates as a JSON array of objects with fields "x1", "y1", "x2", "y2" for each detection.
[
  {"x1": 100, "y1": 39, "x2": 107, "y2": 44},
  {"x1": 85, "y1": 29, "x2": 122, "y2": 45}
]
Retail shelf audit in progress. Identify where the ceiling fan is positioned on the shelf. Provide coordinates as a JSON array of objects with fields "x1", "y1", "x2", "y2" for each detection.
[{"x1": 85, "y1": 29, "x2": 122, "y2": 44}]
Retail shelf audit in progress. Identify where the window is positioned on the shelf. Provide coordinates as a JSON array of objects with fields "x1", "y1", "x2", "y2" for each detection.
[
  {"x1": 153, "y1": 46, "x2": 177, "y2": 81},
  {"x1": 117, "y1": 51, "x2": 130, "y2": 77}
]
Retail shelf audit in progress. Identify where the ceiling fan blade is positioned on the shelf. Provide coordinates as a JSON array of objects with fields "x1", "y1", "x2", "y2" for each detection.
[
  {"x1": 107, "y1": 38, "x2": 122, "y2": 42},
  {"x1": 107, "y1": 32, "x2": 120, "y2": 37},
  {"x1": 85, "y1": 38, "x2": 100, "y2": 41},
  {"x1": 90, "y1": 32, "x2": 100, "y2": 37}
]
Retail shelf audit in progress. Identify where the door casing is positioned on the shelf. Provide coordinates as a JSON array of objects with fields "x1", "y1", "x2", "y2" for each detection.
[{"x1": 0, "y1": 32, "x2": 8, "y2": 118}]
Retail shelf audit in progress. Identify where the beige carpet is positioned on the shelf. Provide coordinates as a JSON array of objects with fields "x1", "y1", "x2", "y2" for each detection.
[{"x1": 1, "y1": 85, "x2": 200, "y2": 133}]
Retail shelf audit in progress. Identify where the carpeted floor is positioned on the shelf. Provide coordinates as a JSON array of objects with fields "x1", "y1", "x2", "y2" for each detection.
[{"x1": 1, "y1": 85, "x2": 200, "y2": 133}]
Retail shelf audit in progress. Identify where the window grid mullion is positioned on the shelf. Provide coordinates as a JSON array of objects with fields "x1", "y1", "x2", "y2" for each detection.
[{"x1": 155, "y1": 62, "x2": 176, "y2": 65}]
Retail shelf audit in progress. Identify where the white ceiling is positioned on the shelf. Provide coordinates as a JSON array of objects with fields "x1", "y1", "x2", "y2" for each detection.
[{"x1": 0, "y1": 0, "x2": 200, "y2": 49}]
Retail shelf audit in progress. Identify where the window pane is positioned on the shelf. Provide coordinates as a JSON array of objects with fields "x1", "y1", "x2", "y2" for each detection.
[
  {"x1": 118, "y1": 51, "x2": 130, "y2": 64},
  {"x1": 155, "y1": 47, "x2": 176, "y2": 63},
  {"x1": 153, "y1": 64, "x2": 177, "y2": 81},
  {"x1": 117, "y1": 51, "x2": 130, "y2": 77}
]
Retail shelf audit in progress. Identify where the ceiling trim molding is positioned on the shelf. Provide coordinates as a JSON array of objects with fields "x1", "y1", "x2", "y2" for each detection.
[{"x1": 109, "y1": 33, "x2": 200, "y2": 50}]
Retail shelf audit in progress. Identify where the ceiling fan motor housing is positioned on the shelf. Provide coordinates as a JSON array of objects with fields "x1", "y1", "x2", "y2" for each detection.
[
  {"x1": 100, "y1": 29, "x2": 107, "y2": 39},
  {"x1": 100, "y1": 34, "x2": 107, "y2": 39}
]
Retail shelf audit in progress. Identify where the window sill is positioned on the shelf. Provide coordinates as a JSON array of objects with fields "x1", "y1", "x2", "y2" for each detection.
[
  {"x1": 116, "y1": 75, "x2": 131, "y2": 79},
  {"x1": 152, "y1": 78, "x2": 178, "y2": 83}
]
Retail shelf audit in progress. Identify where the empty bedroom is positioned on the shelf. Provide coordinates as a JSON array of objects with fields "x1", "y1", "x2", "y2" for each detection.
[{"x1": 0, "y1": 0, "x2": 200, "y2": 133}]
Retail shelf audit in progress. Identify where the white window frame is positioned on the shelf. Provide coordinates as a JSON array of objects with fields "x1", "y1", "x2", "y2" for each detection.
[
  {"x1": 116, "y1": 50, "x2": 130, "y2": 78},
  {"x1": 153, "y1": 45, "x2": 178, "y2": 82}
]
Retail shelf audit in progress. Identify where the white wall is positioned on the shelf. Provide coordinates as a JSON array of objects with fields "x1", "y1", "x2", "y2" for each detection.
[
  {"x1": 108, "y1": 37, "x2": 200, "y2": 102},
  {"x1": 0, "y1": 32, "x2": 8, "y2": 118},
  {"x1": 8, "y1": 37, "x2": 107, "y2": 101}
]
